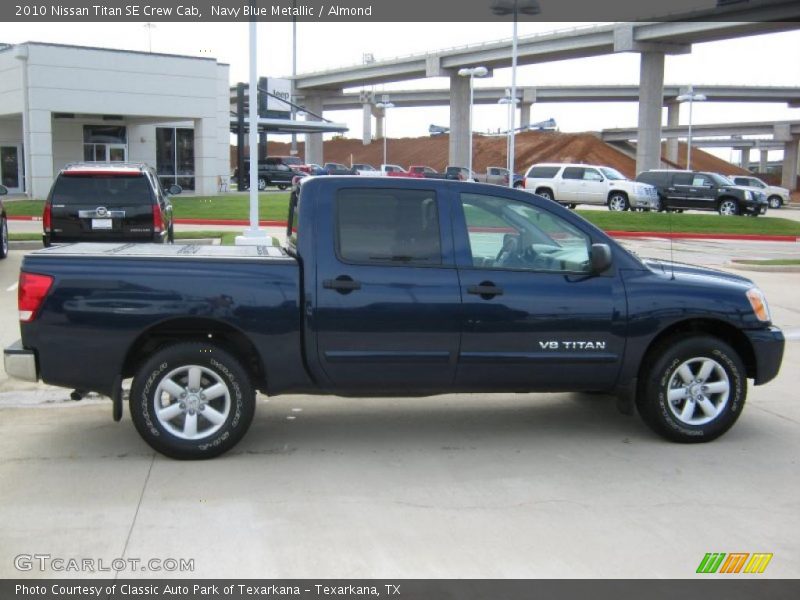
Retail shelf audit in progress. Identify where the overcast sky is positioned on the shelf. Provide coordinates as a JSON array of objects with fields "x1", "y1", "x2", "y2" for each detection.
[{"x1": 3, "y1": 21, "x2": 799, "y2": 160}]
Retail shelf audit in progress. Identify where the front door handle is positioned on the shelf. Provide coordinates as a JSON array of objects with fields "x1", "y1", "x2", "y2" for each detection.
[
  {"x1": 323, "y1": 276, "x2": 361, "y2": 293},
  {"x1": 467, "y1": 283, "x2": 504, "y2": 298}
]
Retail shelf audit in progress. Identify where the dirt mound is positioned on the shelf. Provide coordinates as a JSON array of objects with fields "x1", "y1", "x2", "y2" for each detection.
[{"x1": 257, "y1": 131, "x2": 748, "y2": 178}]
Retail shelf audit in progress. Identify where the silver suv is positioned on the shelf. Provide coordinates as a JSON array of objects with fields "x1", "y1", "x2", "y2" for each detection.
[{"x1": 524, "y1": 163, "x2": 659, "y2": 211}]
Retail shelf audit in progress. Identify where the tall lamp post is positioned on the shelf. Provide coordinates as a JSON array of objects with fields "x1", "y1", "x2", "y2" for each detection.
[
  {"x1": 498, "y1": 89, "x2": 518, "y2": 180},
  {"x1": 375, "y1": 101, "x2": 395, "y2": 165},
  {"x1": 491, "y1": 0, "x2": 541, "y2": 187},
  {"x1": 457, "y1": 66, "x2": 489, "y2": 175},
  {"x1": 676, "y1": 86, "x2": 707, "y2": 170}
]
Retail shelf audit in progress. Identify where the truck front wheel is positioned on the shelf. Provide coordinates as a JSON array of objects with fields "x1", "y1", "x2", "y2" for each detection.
[
  {"x1": 637, "y1": 335, "x2": 746, "y2": 443},
  {"x1": 130, "y1": 342, "x2": 256, "y2": 459}
]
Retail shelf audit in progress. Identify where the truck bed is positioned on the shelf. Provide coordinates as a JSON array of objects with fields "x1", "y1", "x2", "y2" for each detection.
[{"x1": 20, "y1": 242, "x2": 306, "y2": 398}]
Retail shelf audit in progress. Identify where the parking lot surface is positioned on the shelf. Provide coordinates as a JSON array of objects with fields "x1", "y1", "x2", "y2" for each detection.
[{"x1": 0, "y1": 239, "x2": 798, "y2": 579}]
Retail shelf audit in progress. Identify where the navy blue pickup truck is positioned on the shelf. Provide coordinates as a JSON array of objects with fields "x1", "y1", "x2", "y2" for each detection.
[{"x1": 4, "y1": 177, "x2": 784, "y2": 458}]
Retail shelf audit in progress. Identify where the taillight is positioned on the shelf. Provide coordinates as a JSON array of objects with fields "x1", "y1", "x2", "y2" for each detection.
[
  {"x1": 19, "y1": 272, "x2": 54, "y2": 322},
  {"x1": 152, "y1": 205, "x2": 164, "y2": 233},
  {"x1": 43, "y1": 202, "x2": 52, "y2": 232}
]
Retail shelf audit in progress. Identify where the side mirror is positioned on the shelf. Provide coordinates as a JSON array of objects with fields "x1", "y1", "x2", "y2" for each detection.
[
  {"x1": 590, "y1": 243, "x2": 612, "y2": 274},
  {"x1": 0, "y1": 185, "x2": 7, "y2": 196},
  {"x1": 167, "y1": 184, "x2": 182, "y2": 196}
]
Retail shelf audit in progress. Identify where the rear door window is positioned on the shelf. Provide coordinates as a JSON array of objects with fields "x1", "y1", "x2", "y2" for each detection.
[
  {"x1": 562, "y1": 167, "x2": 584, "y2": 180},
  {"x1": 526, "y1": 166, "x2": 560, "y2": 178},
  {"x1": 51, "y1": 174, "x2": 153, "y2": 205},
  {"x1": 335, "y1": 188, "x2": 441, "y2": 266},
  {"x1": 672, "y1": 173, "x2": 694, "y2": 186}
]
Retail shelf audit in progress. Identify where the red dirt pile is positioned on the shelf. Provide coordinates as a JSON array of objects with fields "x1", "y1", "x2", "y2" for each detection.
[{"x1": 252, "y1": 131, "x2": 750, "y2": 178}]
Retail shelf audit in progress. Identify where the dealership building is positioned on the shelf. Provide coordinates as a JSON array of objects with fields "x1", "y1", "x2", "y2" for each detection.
[{"x1": 0, "y1": 42, "x2": 231, "y2": 198}]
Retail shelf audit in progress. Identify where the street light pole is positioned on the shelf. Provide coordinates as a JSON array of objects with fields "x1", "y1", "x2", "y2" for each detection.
[
  {"x1": 676, "y1": 85, "x2": 707, "y2": 170},
  {"x1": 375, "y1": 101, "x2": 394, "y2": 164},
  {"x1": 290, "y1": 0, "x2": 298, "y2": 156},
  {"x1": 498, "y1": 90, "x2": 518, "y2": 180},
  {"x1": 458, "y1": 66, "x2": 489, "y2": 175},
  {"x1": 491, "y1": 1, "x2": 540, "y2": 187}
]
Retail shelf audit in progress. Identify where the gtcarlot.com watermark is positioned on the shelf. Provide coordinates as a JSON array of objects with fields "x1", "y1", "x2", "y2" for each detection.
[{"x1": 14, "y1": 553, "x2": 194, "y2": 573}]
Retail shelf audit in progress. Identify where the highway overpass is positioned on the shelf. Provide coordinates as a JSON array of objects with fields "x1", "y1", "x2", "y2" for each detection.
[{"x1": 289, "y1": 0, "x2": 800, "y2": 174}]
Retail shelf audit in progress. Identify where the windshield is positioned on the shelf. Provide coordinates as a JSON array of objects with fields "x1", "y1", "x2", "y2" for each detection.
[
  {"x1": 280, "y1": 157, "x2": 302, "y2": 166},
  {"x1": 600, "y1": 167, "x2": 627, "y2": 181},
  {"x1": 52, "y1": 174, "x2": 152, "y2": 206},
  {"x1": 709, "y1": 173, "x2": 735, "y2": 186}
]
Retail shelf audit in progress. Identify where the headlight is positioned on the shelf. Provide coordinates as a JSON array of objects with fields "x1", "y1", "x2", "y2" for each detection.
[{"x1": 746, "y1": 287, "x2": 772, "y2": 323}]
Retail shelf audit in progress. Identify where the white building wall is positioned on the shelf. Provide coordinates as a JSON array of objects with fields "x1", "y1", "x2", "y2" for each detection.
[
  {"x1": 0, "y1": 49, "x2": 24, "y2": 116},
  {"x1": 7, "y1": 43, "x2": 228, "y2": 197}
]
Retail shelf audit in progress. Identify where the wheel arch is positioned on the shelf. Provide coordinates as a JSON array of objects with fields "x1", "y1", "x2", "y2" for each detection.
[
  {"x1": 607, "y1": 189, "x2": 629, "y2": 201},
  {"x1": 638, "y1": 318, "x2": 757, "y2": 383},
  {"x1": 122, "y1": 317, "x2": 268, "y2": 392},
  {"x1": 534, "y1": 186, "x2": 554, "y2": 198}
]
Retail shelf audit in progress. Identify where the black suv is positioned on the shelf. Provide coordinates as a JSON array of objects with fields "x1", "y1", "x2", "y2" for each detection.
[
  {"x1": 635, "y1": 170, "x2": 768, "y2": 216},
  {"x1": 236, "y1": 159, "x2": 295, "y2": 190},
  {"x1": 43, "y1": 163, "x2": 180, "y2": 247}
]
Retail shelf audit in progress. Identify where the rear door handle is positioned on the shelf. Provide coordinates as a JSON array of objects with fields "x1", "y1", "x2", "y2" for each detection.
[
  {"x1": 467, "y1": 283, "x2": 504, "y2": 298},
  {"x1": 323, "y1": 276, "x2": 361, "y2": 293}
]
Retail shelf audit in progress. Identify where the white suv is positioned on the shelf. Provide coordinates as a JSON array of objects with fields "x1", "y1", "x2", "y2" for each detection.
[
  {"x1": 524, "y1": 163, "x2": 659, "y2": 211},
  {"x1": 729, "y1": 176, "x2": 790, "y2": 209}
]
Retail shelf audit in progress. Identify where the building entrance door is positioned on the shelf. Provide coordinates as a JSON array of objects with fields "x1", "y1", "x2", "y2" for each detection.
[{"x1": 0, "y1": 145, "x2": 23, "y2": 193}]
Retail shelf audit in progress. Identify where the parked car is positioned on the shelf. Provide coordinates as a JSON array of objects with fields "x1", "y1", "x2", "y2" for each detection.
[
  {"x1": 42, "y1": 163, "x2": 179, "y2": 247},
  {"x1": 476, "y1": 166, "x2": 525, "y2": 188},
  {"x1": 635, "y1": 170, "x2": 768, "y2": 216},
  {"x1": 525, "y1": 163, "x2": 659, "y2": 211},
  {"x1": 322, "y1": 162, "x2": 358, "y2": 176},
  {"x1": 407, "y1": 165, "x2": 445, "y2": 179},
  {"x1": 445, "y1": 166, "x2": 479, "y2": 182},
  {"x1": 306, "y1": 163, "x2": 326, "y2": 175},
  {"x1": 4, "y1": 177, "x2": 784, "y2": 458},
  {"x1": 353, "y1": 163, "x2": 380, "y2": 176},
  {"x1": 380, "y1": 164, "x2": 410, "y2": 176},
  {"x1": 729, "y1": 176, "x2": 790, "y2": 209},
  {"x1": 0, "y1": 184, "x2": 7, "y2": 259},
  {"x1": 236, "y1": 159, "x2": 296, "y2": 190},
  {"x1": 267, "y1": 155, "x2": 311, "y2": 174}
]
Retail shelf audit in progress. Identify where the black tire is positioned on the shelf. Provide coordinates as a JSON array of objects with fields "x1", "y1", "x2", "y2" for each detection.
[
  {"x1": 637, "y1": 335, "x2": 746, "y2": 443},
  {"x1": 536, "y1": 188, "x2": 555, "y2": 202},
  {"x1": 566, "y1": 204, "x2": 577, "y2": 210},
  {"x1": 607, "y1": 193, "x2": 629, "y2": 212},
  {"x1": 0, "y1": 216, "x2": 8, "y2": 259},
  {"x1": 513, "y1": 181, "x2": 524, "y2": 189},
  {"x1": 767, "y1": 196, "x2": 782, "y2": 209},
  {"x1": 167, "y1": 224, "x2": 175, "y2": 244},
  {"x1": 130, "y1": 342, "x2": 256, "y2": 459},
  {"x1": 277, "y1": 184, "x2": 288, "y2": 191},
  {"x1": 718, "y1": 198, "x2": 739, "y2": 216}
]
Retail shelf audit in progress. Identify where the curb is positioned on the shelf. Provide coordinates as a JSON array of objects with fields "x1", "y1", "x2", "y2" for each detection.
[{"x1": 726, "y1": 261, "x2": 800, "y2": 273}]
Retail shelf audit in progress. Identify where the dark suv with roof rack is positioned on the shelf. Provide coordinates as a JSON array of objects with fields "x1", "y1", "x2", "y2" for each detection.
[
  {"x1": 635, "y1": 170, "x2": 768, "y2": 216},
  {"x1": 43, "y1": 163, "x2": 181, "y2": 247}
]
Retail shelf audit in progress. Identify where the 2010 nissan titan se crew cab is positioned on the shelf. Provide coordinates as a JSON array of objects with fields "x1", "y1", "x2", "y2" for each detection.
[{"x1": 4, "y1": 177, "x2": 785, "y2": 459}]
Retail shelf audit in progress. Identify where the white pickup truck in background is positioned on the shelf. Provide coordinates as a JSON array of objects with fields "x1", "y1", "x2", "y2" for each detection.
[{"x1": 524, "y1": 163, "x2": 660, "y2": 211}]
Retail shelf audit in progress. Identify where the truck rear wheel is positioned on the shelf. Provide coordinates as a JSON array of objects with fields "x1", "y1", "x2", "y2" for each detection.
[
  {"x1": 130, "y1": 342, "x2": 256, "y2": 459},
  {"x1": 637, "y1": 335, "x2": 746, "y2": 443}
]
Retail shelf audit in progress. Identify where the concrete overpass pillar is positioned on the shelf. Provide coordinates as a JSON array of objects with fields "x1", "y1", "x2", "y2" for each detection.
[
  {"x1": 304, "y1": 95, "x2": 324, "y2": 165},
  {"x1": 740, "y1": 148, "x2": 752, "y2": 170},
  {"x1": 781, "y1": 137, "x2": 799, "y2": 192},
  {"x1": 27, "y1": 109, "x2": 54, "y2": 199},
  {"x1": 519, "y1": 102, "x2": 532, "y2": 130},
  {"x1": 449, "y1": 73, "x2": 470, "y2": 168},
  {"x1": 635, "y1": 52, "x2": 666, "y2": 175},
  {"x1": 371, "y1": 105, "x2": 384, "y2": 139},
  {"x1": 665, "y1": 101, "x2": 680, "y2": 164},
  {"x1": 759, "y1": 149, "x2": 769, "y2": 173},
  {"x1": 362, "y1": 104, "x2": 372, "y2": 145}
]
